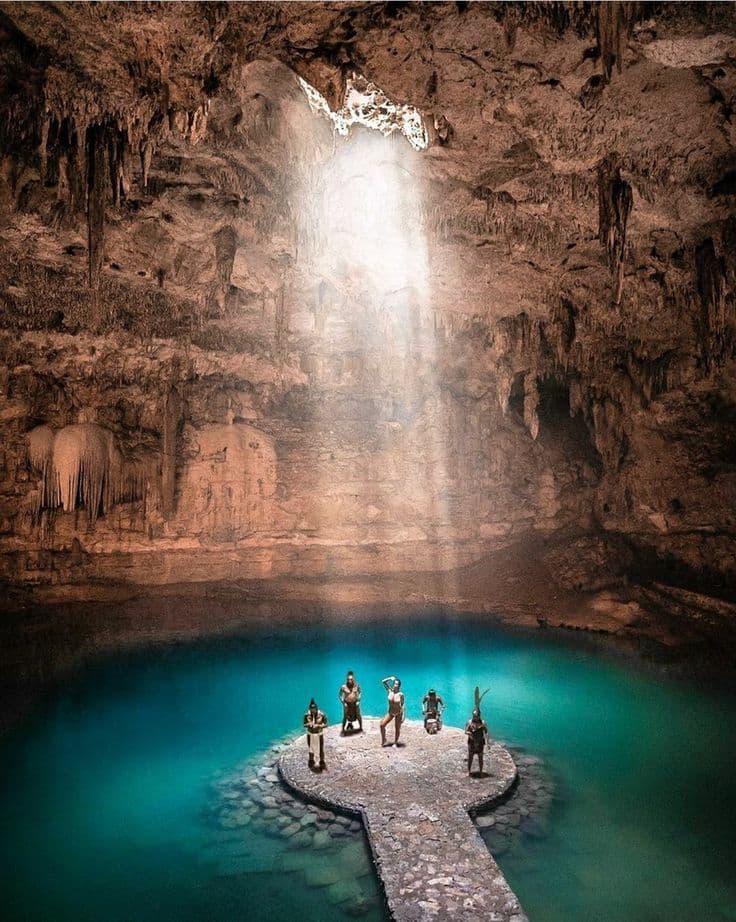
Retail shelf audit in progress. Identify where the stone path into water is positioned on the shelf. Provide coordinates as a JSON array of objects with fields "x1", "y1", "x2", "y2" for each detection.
[{"x1": 279, "y1": 717, "x2": 528, "y2": 921}]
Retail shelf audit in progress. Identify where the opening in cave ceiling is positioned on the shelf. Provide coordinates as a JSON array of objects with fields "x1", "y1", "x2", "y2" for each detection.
[
  {"x1": 298, "y1": 73, "x2": 429, "y2": 151},
  {"x1": 296, "y1": 73, "x2": 430, "y2": 300}
]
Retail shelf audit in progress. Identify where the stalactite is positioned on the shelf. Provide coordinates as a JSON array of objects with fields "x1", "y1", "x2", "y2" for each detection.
[
  {"x1": 27, "y1": 424, "x2": 54, "y2": 472},
  {"x1": 140, "y1": 140, "x2": 153, "y2": 190},
  {"x1": 105, "y1": 440, "x2": 124, "y2": 513},
  {"x1": 124, "y1": 459, "x2": 151, "y2": 514},
  {"x1": 215, "y1": 225, "x2": 238, "y2": 289},
  {"x1": 27, "y1": 425, "x2": 55, "y2": 515},
  {"x1": 524, "y1": 373, "x2": 540, "y2": 440},
  {"x1": 40, "y1": 89, "x2": 206, "y2": 216},
  {"x1": 39, "y1": 116, "x2": 49, "y2": 185},
  {"x1": 591, "y1": 399, "x2": 626, "y2": 470},
  {"x1": 52, "y1": 424, "x2": 111, "y2": 522},
  {"x1": 429, "y1": 196, "x2": 564, "y2": 255},
  {"x1": 598, "y1": 153, "x2": 633, "y2": 305},
  {"x1": 70, "y1": 120, "x2": 86, "y2": 214},
  {"x1": 596, "y1": 2, "x2": 640, "y2": 82},
  {"x1": 695, "y1": 238, "x2": 728, "y2": 369},
  {"x1": 26, "y1": 424, "x2": 145, "y2": 524},
  {"x1": 502, "y1": 4, "x2": 520, "y2": 49},
  {"x1": 86, "y1": 124, "x2": 107, "y2": 320},
  {"x1": 187, "y1": 104, "x2": 209, "y2": 145},
  {"x1": 549, "y1": 296, "x2": 576, "y2": 361},
  {"x1": 568, "y1": 380, "x2": 584, "y2": 418},
  {"x1": 161, "y1": 388, "x2": 182, "y2": 520},
  {"x1": 119, "y1": 140, "x2": 131, "y2": 199},
  {"x1": 496, "y1": 366, "x2": 513, "y2": 416},
  {"x1": 107, "y1": 130, "x2": 128, "y2": 207}
]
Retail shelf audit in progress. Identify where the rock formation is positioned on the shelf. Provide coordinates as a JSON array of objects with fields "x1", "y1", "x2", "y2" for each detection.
[{"x1": 0, "y1": 2, "x2": 735, "y2": 638}]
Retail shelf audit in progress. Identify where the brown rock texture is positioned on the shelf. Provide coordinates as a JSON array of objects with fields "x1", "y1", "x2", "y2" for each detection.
[{"x1": 0, "y1": 2, "x2": 735, "y2": 642}]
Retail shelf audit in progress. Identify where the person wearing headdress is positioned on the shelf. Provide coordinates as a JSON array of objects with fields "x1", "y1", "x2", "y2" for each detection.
[
  {"x1": 465, "y1": 685, "x2": 490, "y2": 775},
  {"x1": 465, "y1": 708, "x2": 489, "y2": 775},
  {"x1": 422, "y1": 688, "x2": 445, "y2": 733},
  {"x1": 338, "y1": 670, "x2": 363, "y2": 734},
  {"x1": 303, "y1": 698, "x2": 327, "y2": 770},
  {"x1": 379, "y1": 675, "x2": 405, "y2": 746}
]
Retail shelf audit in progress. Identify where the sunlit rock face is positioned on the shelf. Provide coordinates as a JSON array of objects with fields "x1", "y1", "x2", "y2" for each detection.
[{"x1": 0, "y1": 2, "x2": 735, "y2": 621}]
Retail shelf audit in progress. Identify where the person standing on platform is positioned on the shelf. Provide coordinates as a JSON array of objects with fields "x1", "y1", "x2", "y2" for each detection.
[
  {"x1": 339, "y1": 670, "x2": 363, "y2": 734},
  {"x1": 304, "y1": 698, "x2": 327, "y2": 770},
  {"x1": 422, "y1": 688, "x2": 445, "y2": 733},
  {"x1": 380, "y1": 675, "x2": 405, "y2": 746},
  {"x1": 465, "y1": 708, "x2": 489, "y2": 776}
]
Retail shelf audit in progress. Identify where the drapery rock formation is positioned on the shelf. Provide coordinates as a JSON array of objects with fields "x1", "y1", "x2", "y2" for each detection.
[{"x1": 1, "y1": 2, "x2": 735, "y2": 639}]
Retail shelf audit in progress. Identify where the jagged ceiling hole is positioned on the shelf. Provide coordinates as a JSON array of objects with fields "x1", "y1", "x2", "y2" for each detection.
[
  {"x1": 297, "y1": 74, "x2": 428, "y2": 151},
  {"x1": 297, "y1": 96, "x2": 429, "y2": 300},
  {"x1": 295, "y1": 72, "x2": 428, "y2": 295}
]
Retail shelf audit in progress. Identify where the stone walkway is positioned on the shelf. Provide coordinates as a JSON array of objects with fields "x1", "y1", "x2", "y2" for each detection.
[{"x1": 278, "y1": 718, "x2": 528, "y2": 921}]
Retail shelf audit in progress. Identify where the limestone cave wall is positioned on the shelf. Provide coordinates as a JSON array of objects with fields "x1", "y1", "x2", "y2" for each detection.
[{"x1": 0, "y1": 1, "x2": 735, "y2": 609}]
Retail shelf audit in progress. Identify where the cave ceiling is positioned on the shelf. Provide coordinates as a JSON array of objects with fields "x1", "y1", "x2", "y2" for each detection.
[
  {"x1": 1, "y1": 1, "x2": 733, "y2": 326},
  {"x1": 1, "y1": 1, "x2": 736, "y2": 611}
]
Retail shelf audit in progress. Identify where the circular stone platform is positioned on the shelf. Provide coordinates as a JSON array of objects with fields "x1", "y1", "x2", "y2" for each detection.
[{"x1": 279, "y1": 718, "x2": 527, "y2": 922}]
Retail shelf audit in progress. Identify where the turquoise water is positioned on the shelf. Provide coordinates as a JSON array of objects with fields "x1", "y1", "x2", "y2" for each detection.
[{"x1": 1, "y1": 615, "x2": 736, "y2": 922}]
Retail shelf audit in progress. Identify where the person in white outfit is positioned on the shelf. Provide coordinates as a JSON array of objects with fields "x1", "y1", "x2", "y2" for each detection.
[{"x1": 303, "y1": 698, "x2": 327, "y2": 770}]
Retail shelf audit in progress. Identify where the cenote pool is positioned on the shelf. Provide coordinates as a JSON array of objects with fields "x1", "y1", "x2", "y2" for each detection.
[{"x1": 1, "y1": 615, "x2": 736, "y2": 922}]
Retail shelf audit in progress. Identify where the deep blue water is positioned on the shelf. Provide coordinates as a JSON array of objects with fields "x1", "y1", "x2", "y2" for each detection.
[{"x1": 1, "y1": 616, "x2": 735, "y2": 921}]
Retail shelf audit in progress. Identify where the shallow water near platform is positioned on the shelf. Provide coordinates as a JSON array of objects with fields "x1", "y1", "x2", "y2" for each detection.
[{"x1": 1, "y1": 614, "x2": 736, "y2": 922}]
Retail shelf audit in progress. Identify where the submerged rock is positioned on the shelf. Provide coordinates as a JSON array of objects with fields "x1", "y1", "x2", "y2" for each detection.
[
  {"x1": 207, "y1": 730, "x2": 550, "y2": 922},
  {"x1": 312, "y1": 829, "x2": 331, "y2": 850}
]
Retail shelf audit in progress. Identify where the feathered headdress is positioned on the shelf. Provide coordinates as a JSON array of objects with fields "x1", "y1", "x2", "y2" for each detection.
[{"x1": 474, "y1": 685, "x2": 490, "y2": 714}]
